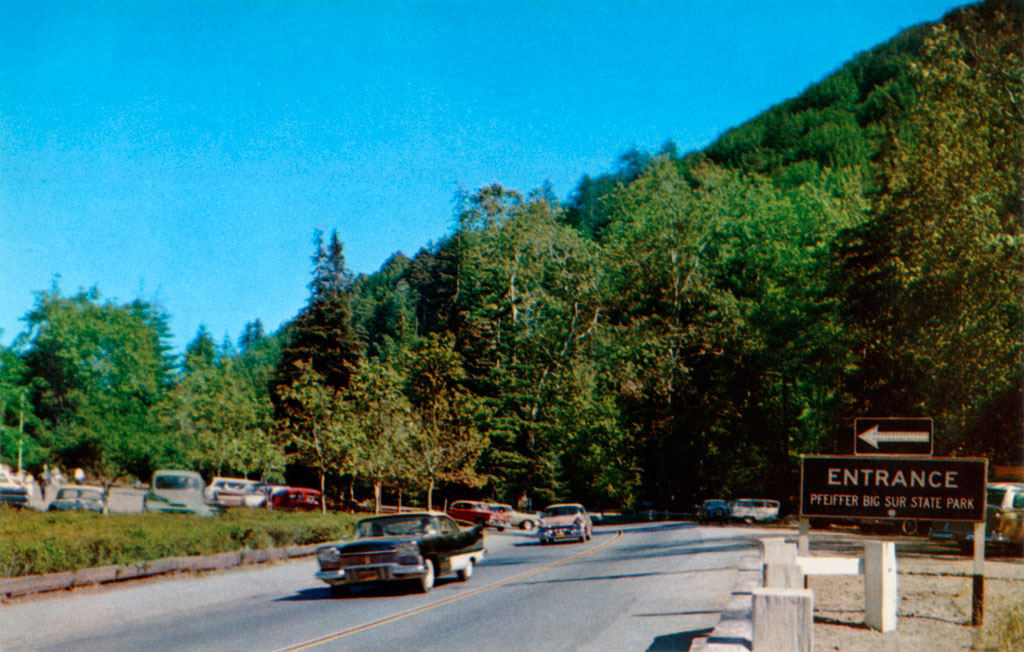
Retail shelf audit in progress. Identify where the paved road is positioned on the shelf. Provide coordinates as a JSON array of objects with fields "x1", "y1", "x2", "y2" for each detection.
[{"x1": 0, "y1": 523, "x2": 765, "y2": 652}]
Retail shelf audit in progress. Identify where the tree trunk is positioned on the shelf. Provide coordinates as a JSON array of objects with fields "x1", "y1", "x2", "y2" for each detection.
[
  {"x1": 320, "y1": 472, "x2": 327, "y2": 515},
  {"x1": 374, "y1": 480, "x2": 382, "y2": 515}
]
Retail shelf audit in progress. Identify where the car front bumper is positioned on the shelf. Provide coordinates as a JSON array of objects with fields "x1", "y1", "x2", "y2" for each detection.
[
  {"x1": 316, "y1": 561, "x2": 428, "y2": 585},
  {"x1": 538, "y1": 526, "x2": 586, "y2": 541}
]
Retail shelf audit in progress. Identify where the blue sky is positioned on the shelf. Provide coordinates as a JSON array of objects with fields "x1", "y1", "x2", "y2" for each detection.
[{"x1": 1, "y1": 0, "x2": 966, "y2": 353}]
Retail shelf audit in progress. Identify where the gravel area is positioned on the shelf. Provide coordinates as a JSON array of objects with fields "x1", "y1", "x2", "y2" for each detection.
[{"x1": 808, "y1": 544, "x2": 1024, "y2": 651}]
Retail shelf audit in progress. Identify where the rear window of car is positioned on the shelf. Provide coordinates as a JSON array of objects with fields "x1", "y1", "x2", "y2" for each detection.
[
  {"x1": 1015, "y1": 493, "x2": 1024, "y2": 509},
  {"x1": 987, "y1": 489, "x2": 1007, "y2": 507}
]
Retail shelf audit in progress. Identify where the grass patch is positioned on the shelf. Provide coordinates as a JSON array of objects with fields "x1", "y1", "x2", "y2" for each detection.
[{"x1": 0, "y1": 506, "x2": 359, "y2": 577}]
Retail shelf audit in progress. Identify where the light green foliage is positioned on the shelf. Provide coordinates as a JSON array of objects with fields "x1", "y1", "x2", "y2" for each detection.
[
  {"x1": 347, "y1": 357, "x2": 416, "y2": 512},
  {"x1": 275, "y1": 361, "x2": 359, "y2": 512},
  {"x1": 405, "y1": 333, "x2": 487, "y2": 509},
  {"x1": 19, "y1": 288, "x2": 176, "y2": 507}
]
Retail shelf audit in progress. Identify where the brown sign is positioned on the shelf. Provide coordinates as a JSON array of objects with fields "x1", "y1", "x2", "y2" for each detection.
[{"x1": 800, "y1": 455, "x2": 987, "y2": 522}]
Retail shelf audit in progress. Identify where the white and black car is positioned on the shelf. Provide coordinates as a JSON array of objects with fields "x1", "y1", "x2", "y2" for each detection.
[{"x1": 316, "y1": 512, "x2": 486, "y2": 596}]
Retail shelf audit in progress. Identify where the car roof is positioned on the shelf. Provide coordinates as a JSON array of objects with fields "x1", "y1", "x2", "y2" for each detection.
[
  {"x1": 59, "y1": 485, "x2": 104, "y2": 493},
  {"x1": 544, "y1": 503, "x2": 584, "y2": 509}
]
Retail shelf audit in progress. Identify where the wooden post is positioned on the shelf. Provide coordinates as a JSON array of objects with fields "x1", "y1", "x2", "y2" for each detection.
[
  {"x1": 764, "y1": 563, "x2": 804, "y2": 589},
  {"x1": 864, "y1": 541, "x2": 898, "y2": 632},
  {"x1": 760, "y1": 537, "x2": 796, "y2": 565},
  {"x1": 972, "y1": 521, "x2": 985, "y2": 626},
  {"x1": 798, "y1": 518, "x2": 810, "y2": 556},
  {"x1": 752, "y1": 587, "x2": 814, "y2": 652}
]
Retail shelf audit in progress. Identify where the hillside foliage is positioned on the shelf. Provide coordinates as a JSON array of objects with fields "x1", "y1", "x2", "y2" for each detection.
[{"x1": 2, "y1": 0, "x2": 1020, "y2": 512}]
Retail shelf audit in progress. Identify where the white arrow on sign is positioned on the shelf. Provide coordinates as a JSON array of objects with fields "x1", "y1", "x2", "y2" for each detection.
[{"x1": 858, "y1": 425, "x2": 930, "y2": 449}]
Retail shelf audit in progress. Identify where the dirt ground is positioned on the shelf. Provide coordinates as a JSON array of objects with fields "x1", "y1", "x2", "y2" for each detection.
[{"x1": 805, "y1": 533, "x2": 1024, "y2": 651}]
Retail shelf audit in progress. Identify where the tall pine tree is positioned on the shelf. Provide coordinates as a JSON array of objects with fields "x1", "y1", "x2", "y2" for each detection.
[{"x1": 271, "y1": 230, "x2": 363, "y2": 418}]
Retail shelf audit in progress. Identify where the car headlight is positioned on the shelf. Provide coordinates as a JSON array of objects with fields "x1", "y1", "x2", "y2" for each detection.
[{"x1": 317, "y1": 547, "x2": 340, "y2": 564}]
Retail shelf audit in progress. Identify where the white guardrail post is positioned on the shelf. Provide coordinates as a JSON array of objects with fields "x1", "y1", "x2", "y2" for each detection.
[
  {"x1": 864, "y1": 540, "x2": 898, "y2": 632},
  {"x1": 752, "y1": 587, "x2": 814, "y2": 652}
]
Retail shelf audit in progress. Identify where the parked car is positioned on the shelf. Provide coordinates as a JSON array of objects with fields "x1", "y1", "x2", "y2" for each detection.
[
  {"x1": 315, "y1": 511, "x2": 485, "y2": 596},
  {"x1": 930, "y1": 482, "x2": 1024, "y2": 555},
  {"x1": 729, "y1": 498, "x2": 780, "y2": 524},
  {"x1": 494, "y1": 503, "x2": 539, "y2": 531},
  {"x1": 204, "y1": 477, "x2": 266, "y2": 508},
  {"x1": 269, "y1": 486, "x2": 322, "y2": 510},
  {"x1": 0, "y1": 466, "x2": 29, "y2": 508},
  {"x1": 446, "y1": 500, "x2": 511, "y2": 530},
  {"x1": 537, "y1": 503, "x2": 592, "y2": 544},
  {"x1": 48, "y1": 485, "x2": 104, "y2": 512},
  {"x1": 144, "y1": 470, "x2": 222, "y2": 516},
  {"x1": 698, "y1": 499, "x2": 731, "y2": 523}
]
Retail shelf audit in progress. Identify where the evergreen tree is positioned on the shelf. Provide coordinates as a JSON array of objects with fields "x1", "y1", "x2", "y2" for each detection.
[{"x1": 271, "y1": 230, "x2": 363, "y2": 418}]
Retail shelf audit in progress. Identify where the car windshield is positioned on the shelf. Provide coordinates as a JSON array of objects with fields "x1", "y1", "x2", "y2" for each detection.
[
  {"x1": 543, "y1": 506, "x2": 581, "y2": 517},
  {"x1": 355, "y1": 517, "x2": 436, "y2": 538},
  {"x1": 155, "y1": 475, "x2": 202, "y2": 490}
]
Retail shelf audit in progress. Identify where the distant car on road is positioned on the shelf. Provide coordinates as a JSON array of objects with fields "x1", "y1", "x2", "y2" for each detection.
[
  {"x1": 494, "y1": 503, "x2": 539, "y2": 531},
  {"x1": 315, "y1": 512, "x2": 485, "y2": 596},
  {"x1": 930, "y1": 482, "x2": 1024, "y2": 555},
  {"x1": 729, "y1": 499, "x2": 780, "y2": 524},
  {"x1": 48, "y1": 486, "x2": 105, "y2": 512},
  {"x1": 144, "y1": 470, "x2": 222, "y2": 516},
  {"x1": 269, "y1": 486, "x2": 322, "y2": 510},
  {"x1": 0, "y1": 466, "x2": 29, "y2": 508},
  {"x1": 537, "y1": 503, "x2": 592, "y2": 544},
  {"x1": 204, "y1": 477, "x2": 267, "y2": 508},
  {"x1": 698, "y1": 499, "x2": 731, "y2": 523},
  {"x1": 447, "y1": 500, "x2": 511, "y2": 530}
]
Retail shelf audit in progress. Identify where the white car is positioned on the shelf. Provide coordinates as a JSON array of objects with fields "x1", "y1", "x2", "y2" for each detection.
[
  {"x1": 204, "y1": 477, "x2": 266, "y2": 507},
  {"x1": 729, "y1": 499, "x2": 780, "y2": 524},
  {"x1": 537, "y1": 503, "x2": 593, "y2": 544}
]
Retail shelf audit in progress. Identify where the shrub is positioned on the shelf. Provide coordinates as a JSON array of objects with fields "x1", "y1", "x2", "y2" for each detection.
[{"x1": 0, "y1": 509, "x2": 359, "y2": 577}]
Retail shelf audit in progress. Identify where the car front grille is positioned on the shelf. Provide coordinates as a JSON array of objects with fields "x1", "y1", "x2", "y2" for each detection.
[{"x1": 336, "y1": 551, "x2": 397, "y2": 567}]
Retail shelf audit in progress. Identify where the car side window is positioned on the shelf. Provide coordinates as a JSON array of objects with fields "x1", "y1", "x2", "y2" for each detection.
[{"x1": 1014, "y1": 493, "x2": 1024, "y2": 509}]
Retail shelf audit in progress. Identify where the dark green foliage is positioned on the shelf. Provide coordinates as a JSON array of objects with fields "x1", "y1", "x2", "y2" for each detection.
[{"x1": 271, "y1": 230, "x2": 363, "y2": 418}]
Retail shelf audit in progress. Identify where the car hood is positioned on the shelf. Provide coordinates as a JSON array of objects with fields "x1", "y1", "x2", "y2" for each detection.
[
  {"x1": 324, "y1": 535, "x2": 422, "y2": 552},
  {"x1": 540, "y1": 515, "x2": 584, "y2": 527}
]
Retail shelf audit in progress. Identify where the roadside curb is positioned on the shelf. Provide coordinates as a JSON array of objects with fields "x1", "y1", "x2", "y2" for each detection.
[
  {"x1": 693, "y1": 553, "x2": 762, "y2": 652},
  {"x1": 0, "y1": 543, "x2": 320, "y2": 601}
]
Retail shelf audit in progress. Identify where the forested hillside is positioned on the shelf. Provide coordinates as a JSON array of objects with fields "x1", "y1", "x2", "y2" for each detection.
[{"x1": 2, "y1": 0, "x2": 1020, "y2": 513}]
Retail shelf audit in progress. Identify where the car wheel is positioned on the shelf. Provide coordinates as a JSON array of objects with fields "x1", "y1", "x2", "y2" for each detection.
[
  {"x1": 713, "y1": 508, "x2": 724, "y2": 519},
  {"x1": 418, "y1": 558, "x2": 436, "y2": 593},
  {"x1": 520, "y1": 520, "x2": 535, "y2": 531},
  {"x1": 900, "y1": 520, "x2": 919, "y2": 536},
  {"x1": 457, "y1": 559, "x2": 473, "y2": 582},
  {"x1": 496, "y1": 526, "x2": 505, "y2": 532},
  {"x1": 329, "y1": 584, "x2": 348, "y2": 598}
]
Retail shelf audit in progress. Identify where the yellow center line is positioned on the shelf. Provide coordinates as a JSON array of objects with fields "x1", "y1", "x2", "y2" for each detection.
[{"x1": 275, "y1": 530, "x2": 625, "y2": 652}]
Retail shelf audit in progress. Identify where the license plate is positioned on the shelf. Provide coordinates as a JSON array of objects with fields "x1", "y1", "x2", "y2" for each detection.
[{"x1": 354, "y1": 569, "x2": 379, "y2": 581}]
